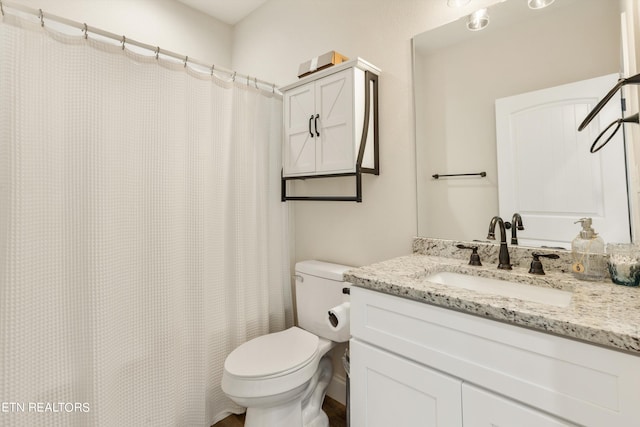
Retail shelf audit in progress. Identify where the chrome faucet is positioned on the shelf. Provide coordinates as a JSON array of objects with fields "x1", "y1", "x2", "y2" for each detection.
[
  {"x1": 487, "y1": 216, "x2": 512, "y2": 270},
  {"x1": 511, "y1": 213, "x2": 524, "y2": 245}
]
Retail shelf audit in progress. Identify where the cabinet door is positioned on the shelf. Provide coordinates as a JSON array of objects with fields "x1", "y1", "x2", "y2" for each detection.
[
  {"x1": 314, "y1": 69, "x2": 355, "y2": 174},
  {"x1": 283, "y1": 82, "x2": 316, "y2": 176},
  {"x1": 350, "y1": 339, "x2": 463, "y2": 427},
  {"x1": 462, "y1": 383, "x2": 577, "y2": 427}
]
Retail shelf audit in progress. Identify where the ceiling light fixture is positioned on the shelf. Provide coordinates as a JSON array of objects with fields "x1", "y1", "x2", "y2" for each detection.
[
  {"x1": 467, "y1": 8, "x2": 489, "y2": 31},
  {"x1": 528, "y1": 0, "x2": 555, "y2": 10},
  {"x1": 447, "y1": 0, "x2": 471, "y2": 7}
]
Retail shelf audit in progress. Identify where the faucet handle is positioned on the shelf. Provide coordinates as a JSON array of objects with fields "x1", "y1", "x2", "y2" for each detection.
[
  {"x1": 529, "y1": 252, "x2": 560, "y2": 275},
  {"x1": 456, "y1": 244, "x2": 482, "y2": 266}
]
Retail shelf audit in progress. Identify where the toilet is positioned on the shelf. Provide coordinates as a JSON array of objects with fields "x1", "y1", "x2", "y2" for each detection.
[{"x1": 221, "y1": 260, "x2": 352, "y2": 427}]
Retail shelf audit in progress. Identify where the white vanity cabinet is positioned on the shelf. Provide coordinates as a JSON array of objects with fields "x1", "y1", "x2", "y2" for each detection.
[
  {"x1": 462, "y1": 383, "x2": 575, "y2": 427},
  {"x1": 350, "y1": 339, "x2": 463, "y2": 427},
  {"x1": 350, "y1": 287, "x2": 640, "y2": 427},
  {"x1": 280, "y1": 58, "x2": 379, "y2": 177}
]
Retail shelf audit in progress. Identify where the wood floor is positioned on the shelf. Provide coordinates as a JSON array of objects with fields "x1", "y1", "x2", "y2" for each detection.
[{"x1": 212, "y1": 396, "x2": 347, "y2": 427}]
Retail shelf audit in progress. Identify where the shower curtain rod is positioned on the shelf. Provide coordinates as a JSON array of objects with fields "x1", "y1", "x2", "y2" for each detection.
[{"x1": 0, "y1": 0, "x2": 280, "y2": 94}]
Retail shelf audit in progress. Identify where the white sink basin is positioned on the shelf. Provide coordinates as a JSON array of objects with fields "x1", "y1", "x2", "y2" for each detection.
[{"x1": 424, "y1": 271, "x2": 572, "y2": 307}]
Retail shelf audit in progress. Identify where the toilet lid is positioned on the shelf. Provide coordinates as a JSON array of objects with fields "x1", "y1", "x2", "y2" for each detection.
[{"x1": 225, "y1": 327, "x2": 319, "y2": 378}]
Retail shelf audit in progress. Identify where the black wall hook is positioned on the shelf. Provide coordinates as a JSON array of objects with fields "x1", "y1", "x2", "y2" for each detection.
[
  {"x1": 578, "y1": 72, "x2": 640, "y2": 131},
  {"x1": 590, "y1": 112, "x2": 639, "y2": 153}
]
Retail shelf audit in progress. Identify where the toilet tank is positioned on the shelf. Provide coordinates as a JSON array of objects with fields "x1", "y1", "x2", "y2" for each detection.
[{"x1": 295, "y1": 260, "x2": 353, "y2": 343}]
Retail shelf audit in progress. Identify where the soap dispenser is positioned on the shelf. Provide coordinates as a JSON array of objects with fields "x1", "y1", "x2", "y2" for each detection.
[{"x1": 571, "y1": 218, "x2": 607, "y2": 281}]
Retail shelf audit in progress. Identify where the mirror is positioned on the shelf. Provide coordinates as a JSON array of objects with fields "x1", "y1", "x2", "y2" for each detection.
[{"x1": 413, "y1": 0, "x2": 631, "y2": 247}]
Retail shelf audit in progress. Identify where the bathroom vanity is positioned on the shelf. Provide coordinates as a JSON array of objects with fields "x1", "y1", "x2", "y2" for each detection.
[{"x1": 345, "y1": 239, "x2": 640, "y2": 427}]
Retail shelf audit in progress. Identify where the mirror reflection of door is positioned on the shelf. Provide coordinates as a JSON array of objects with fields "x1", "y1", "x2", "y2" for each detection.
[
  {"x1": 495, "y1": 74, "x2": 631, "y2": 248},
  {"x1": 413, "y1": 0, "x2": 627, "y2": 243}
]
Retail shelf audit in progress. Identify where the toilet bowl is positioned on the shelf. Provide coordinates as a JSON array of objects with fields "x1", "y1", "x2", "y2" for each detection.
[{"x1": 221, "y1": 260, "x2": 353, "y2": 427}]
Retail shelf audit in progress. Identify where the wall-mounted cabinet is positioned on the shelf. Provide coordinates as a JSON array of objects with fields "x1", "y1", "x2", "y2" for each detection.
[{"x1": 279, "y1": 58, "x2": 380, "y2": 201}]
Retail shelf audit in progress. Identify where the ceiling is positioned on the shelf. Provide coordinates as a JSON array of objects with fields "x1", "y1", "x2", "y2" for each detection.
[{"x1": 176, "y1": 0, "x2": 269, "y2": 25}]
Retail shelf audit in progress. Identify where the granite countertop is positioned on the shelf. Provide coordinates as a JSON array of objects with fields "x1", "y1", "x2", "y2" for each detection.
[{"x1": 345, "y1": 253, "x2": 640, "y2": 354}]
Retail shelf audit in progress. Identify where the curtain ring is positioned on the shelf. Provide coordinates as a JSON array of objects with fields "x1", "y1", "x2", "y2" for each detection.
[
  {"x1": 232, "y1": 71, "x2": 236, "y2": 82},
  {"x1": 121, "y1": 35, "x2": 126, "y2": 50},
  {"x1": 1, "y1": 1, "x2": 5, "y2": 17},
  {"x1": 38, "y1": 9, "x2": 44, "y2": 27},
  {"x1": 210, "y1": 64, "x2": 215, "y2": 76},
  {"x1": 154, "y1": 46, "x2": 160, "y2": 60},
  {"x1": 184, "y1": 56, "x2": 188, "y2": 68},
  {"x1": 272, "y1": 83, "x2": 275, "y2": 94},
  {"x1": 246, "y1": 75, "x2": 250, "y2": 86},
  {"x1": 255, "y1": 77, "x2": 259, "y2": 89},
  {"x1": 83, "y1": 23, "x2": 88, "y2": 39}
]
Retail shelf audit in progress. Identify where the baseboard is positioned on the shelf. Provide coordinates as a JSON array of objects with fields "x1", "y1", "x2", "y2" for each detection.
[{"x1": 326, "y1": 373, "x2": 347, "y2": 405}]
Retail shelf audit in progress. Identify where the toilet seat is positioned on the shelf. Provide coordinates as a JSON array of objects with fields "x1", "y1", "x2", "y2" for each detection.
[
  {"x1": 222, "y1": 327, "x2": 329, "y2": 400},
  {"x1": 225, "y1": 327, "x2": 319, "y2": 379}
]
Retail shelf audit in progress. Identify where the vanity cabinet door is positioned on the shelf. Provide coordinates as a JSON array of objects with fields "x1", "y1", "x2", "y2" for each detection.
[
  {"x1": 350, "y1": 339, "x2": 463, "y2": 427},
  {"x1": 462, "y1": 383, "x2": 577, "y2": 427}
]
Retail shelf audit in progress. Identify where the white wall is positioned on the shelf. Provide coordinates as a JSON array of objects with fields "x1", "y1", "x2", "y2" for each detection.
[
  {"x1": 7, "y1": 0, "x2": 232, "y2": 66},
  {"x1": 232, "y1": 0, "x2": 499, "y2": 268},
  {"x1": 230, "y1": 0, "x2": 499, "y2": 404}
]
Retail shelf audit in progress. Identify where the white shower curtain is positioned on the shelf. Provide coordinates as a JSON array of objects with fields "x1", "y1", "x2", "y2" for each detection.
[{"x1": 0, "y1": 13, "x2": 292, "y2": 427}]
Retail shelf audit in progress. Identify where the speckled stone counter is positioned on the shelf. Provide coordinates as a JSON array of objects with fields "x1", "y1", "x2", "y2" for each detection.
[{"x1": 345, "y1": 238, "x2": 640, "y2": 354}]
